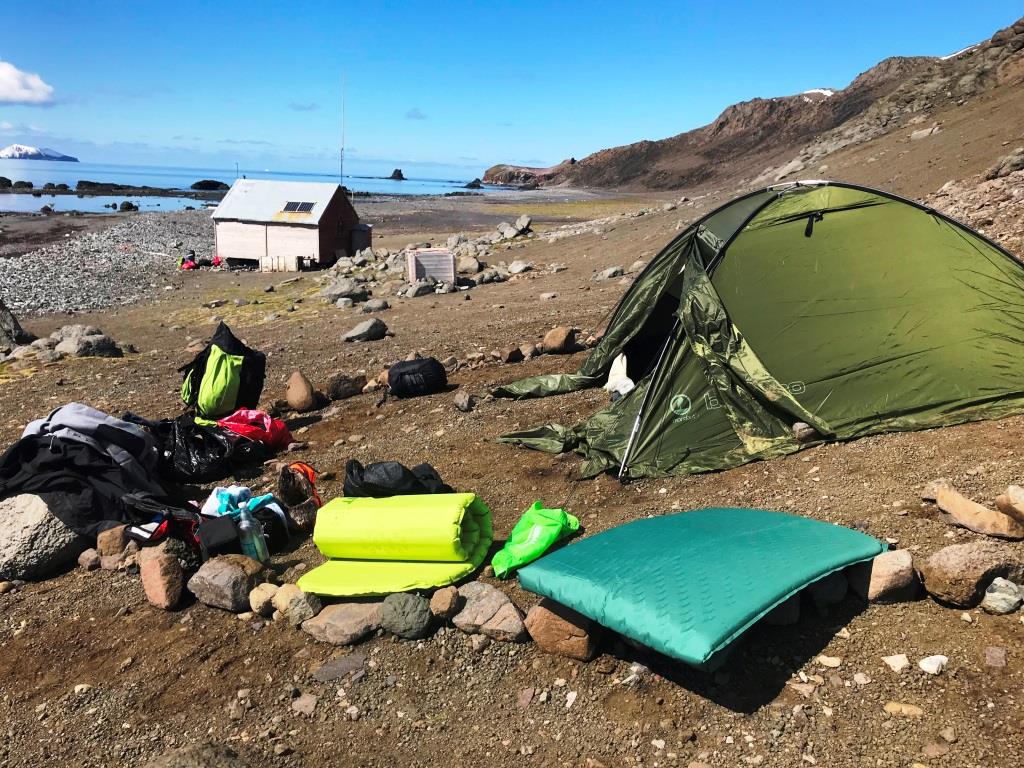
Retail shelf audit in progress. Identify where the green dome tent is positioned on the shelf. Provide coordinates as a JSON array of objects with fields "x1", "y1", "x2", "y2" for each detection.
[{"x1": 496, "y1": 180, "x2": 1024, "y2": 479}]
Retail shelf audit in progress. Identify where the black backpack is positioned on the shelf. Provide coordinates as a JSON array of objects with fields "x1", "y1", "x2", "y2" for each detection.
[
  {"x1": 386, "y1": 357, "x2": 447, "y2": 398},
  {"x1": 343, "y1": 459, "x2": 454, "y2": 497}
]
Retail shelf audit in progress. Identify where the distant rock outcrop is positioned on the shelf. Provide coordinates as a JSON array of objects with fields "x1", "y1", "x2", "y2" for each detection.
[
  {"x1": 464, "y1": 178, "x2": 483, "y2": 189},
  {"x1": 191, "y1": 179, "x2": 230, "y2": 191},
  {"x1": 388, "y1": 169, "x2": 406, "y2": 181}
]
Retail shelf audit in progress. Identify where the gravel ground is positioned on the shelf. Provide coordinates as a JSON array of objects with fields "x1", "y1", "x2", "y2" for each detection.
[
  {"x1": 0, "y1": 177, "x2": 1022, "y2": 767},
  {"x1": 2, "y1": 211, "x2": 212, "y2": 315}
]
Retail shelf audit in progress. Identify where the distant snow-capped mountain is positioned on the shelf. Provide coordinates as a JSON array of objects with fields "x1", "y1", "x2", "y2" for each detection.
[{"x1": 0, "y1": 143, "x2": 79, "y2": 162}]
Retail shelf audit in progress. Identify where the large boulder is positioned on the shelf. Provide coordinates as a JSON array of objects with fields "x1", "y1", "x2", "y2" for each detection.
[
  {"x1": 524, "y1": 598, "x2": 600, "y2": 660},
  {"x1": 302, "y1": 602, "x2": 383, "y2": 645},
  {"x1": 0, "y1": 494, "x2": 87, "y2": 580},
  {"x1": 186, "y1": 555, "x2": 269, "y2": 612},
  {"x1": 342, "y1": 318, "x2": 388, "y2": 342},
  {"x1": 0, "y1": 297, "x2": 35, "y2": 354},
  {"x1": 918, "y1": 541, "x2": 1024, "y2": 607},
  {"x1": 985, "y1": 147, "x2": 1024, "y2": 179},
  {"x1": 452, "y1": 582, "x2": 527, "y2": 642},
  {"x1": 51, "y1": 324, "x2": 121, "y2": 358}
]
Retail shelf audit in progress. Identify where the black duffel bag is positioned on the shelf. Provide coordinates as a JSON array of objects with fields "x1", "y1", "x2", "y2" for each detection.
[
  {"x1": 343, "y1": 459, "x2": 454, "y2": 498},
  {"x1": 386, "y1": 357, "x2": 447, "y2": 398}
]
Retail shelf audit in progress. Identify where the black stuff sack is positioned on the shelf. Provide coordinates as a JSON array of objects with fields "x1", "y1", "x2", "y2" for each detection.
[
  {"x1": 343, "y1": 459, "x2": 454, "y2": 498},
  {"x1": 386, "y1": 357, "x2": 447, "y2": 398},
  {"x1": 197, "y1": 515, "x2": 242, "y2": 560}
]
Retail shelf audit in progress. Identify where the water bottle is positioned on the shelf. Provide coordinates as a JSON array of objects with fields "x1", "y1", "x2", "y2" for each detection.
[{"x1": 237, "y1": 506, "x2": 269, "y2": 563}]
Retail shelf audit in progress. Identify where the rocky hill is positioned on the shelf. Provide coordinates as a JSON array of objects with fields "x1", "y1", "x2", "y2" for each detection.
[{"x1": 485, "y1": 17, "x2": 1024, "y2": 192}]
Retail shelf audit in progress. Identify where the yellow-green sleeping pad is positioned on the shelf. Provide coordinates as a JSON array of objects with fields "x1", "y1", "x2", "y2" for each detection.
[{"x1": 297, "y1": 493, "x2": 493, "y2": 596}]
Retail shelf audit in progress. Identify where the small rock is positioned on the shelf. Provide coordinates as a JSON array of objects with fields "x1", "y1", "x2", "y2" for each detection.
[
  {"x1": 249, "y1": 583, "x2": 279, "y2": 617},
  {"x1": 921, "y1": 743, "x2": 949, "y2": 759},
  {"x1": 853, "y1": 673, "x2": 871, "y2": 685},
  {"x1": 301, "y1": 602, "x2": 383, "y2": 645},
  {"x1": 285, "y1": 370, "x2": 317, "y2": 412},
  {"x1": 541, "y1": 326, "x2": 577, "y2": 354},
  {"x1": 312, "y1": 652, "x2": 366, "y2": 682},
  {"x1": 508, "y1": 260, "x2": 532, "y2": 274},
  {"x1": 271, "y1": 583, "x2": 322, "y2": 626},
  {"x1": 186, "y1": 555, "x2": 269, "y2": 613},
  {"x1": 849, "y1": 550, "x2": 918, "y2": 602},
  {"x1": 980, "y1": 577, "x2": 1022, "y2": 614},
  {"x1": 918, "y1": 541, "x2": 1024, "y2": 607},
  {"x1": 918, "y1": 655, "x2": 948, "y2": 675},
  {"x1": 594, "y1": 266, "x2": 624, "y2": 281},
  {"x1": 453, "y1": 391, "x2": 475, "y2": 413},
  {"x1": 361, "y1": 299, "x2": 390, "y2": 313},
  {"x1": 881, "y1": 654, "x2": 910, "y2": 673},
  {"x1": 539, "y1": 292, "x2": 558, "y2": 301},
  {"x1": 884, "y1": 701, "x2": 924, "y2": 717},
  {"x1": 429, "y1": 586, "x2": 461, "y2": 619},
  {"x1": 78, "y1": 548, "x2": 100, "y2": 571},
  {"x1": 470, "y1": 634, "x2": 491, "y2": 652},
  {"x1": 984, "y1": 645, "x2": 1007, "y2": 668},
  {"x1": 524, "y1": 598, "x2": 600, "y2": 660},
  {"x1": 453, "y1": 582, "x2": 527, "y2": 642},
  {"x1": 140, "y1": 553, "x2": 184, "y2": 610},
  {"x1": 939, "y1": 727, "x2": 958, "y2": 743},
  {"x1": 96, "y1": 525, "x2": 129, "y2": 557},
  {"x1": 381, "y1": 593, "x2": 432, "y2": 639},
  {"x1": 792, "y1": 422, "x2": 819, "y2": 443},
  {"x1": 342, "y1": 318, "x2": 388, "y2": 342},
  {"x1": 291, "y1": 693, "x2": 318, "y2": 717},
  {"x1": 816, "y1": 655, "x2": 841, "y2": 668},
  {"x1": 325, "y1": 372, "x2": 367, "y2": 401}
]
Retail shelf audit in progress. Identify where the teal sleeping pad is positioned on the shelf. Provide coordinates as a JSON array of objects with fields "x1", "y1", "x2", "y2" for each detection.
[{"x1": 517, "y1": 507, "x2": 883, "y2": 667}]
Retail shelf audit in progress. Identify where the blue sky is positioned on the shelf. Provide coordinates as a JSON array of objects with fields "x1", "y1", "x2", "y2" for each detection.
[{"x1": 1, "y1": 1, "x2": 1020, "y2": 178}]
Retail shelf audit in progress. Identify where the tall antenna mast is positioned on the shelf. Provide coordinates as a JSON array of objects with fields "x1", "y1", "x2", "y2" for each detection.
[{"x1": 339, "y1": 72, "x2": 346, "y2": 185}]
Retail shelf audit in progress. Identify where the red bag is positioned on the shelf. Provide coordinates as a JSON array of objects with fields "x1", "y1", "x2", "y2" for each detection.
[{"x1": 217, "y1": 408, "x2": 293, "y2": 451}]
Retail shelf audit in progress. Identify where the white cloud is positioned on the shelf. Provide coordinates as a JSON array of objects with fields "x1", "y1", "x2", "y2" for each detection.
[
  {"x1": 0, "y1": 60, "x2": 55, "y2": 105},
  {"x1": 405, "y1": 107, "x2": 428, "y2": 120}
]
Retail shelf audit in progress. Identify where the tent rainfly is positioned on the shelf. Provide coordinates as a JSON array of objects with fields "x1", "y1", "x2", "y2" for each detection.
[
  {"x1": 495, "y1": 180, "x2": 1024, "y2": 479},
  {"x1": 211, "y1": 179, "x2": 363, "y2": 272}
]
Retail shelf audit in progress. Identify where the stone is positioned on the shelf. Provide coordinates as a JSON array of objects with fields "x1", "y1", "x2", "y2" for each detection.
[
  {"x1": 342, "y1": 318, "x2": 388, "y2": 342},
  {"x1": 848, "y1": 550, "x2": 918, "y2": 602},
  {"x1": 78, "y1": 548, "x2": 100, "y2": 571},
  {"x1": 994, "y1": 485, "x2": 1024, "y2": 523},
  {"x1": 539, "y1": 292, "x2": 558, "y2": 301},
  {"x1": 884, "y1": 701, "x2": 924, "y2": 717},
  {"x1": 928, "y1": 480, "x2": 1024, "y2": 539},
  {"x1": 881, "y1": 653, "x2": 910, "y2": 673},
  {"x1": 0, "y1": 494, "x2": 86, "y2": 581},
  {"x1": 381, "y1": 593, "x2": 432, "y2": 639},
  {"x1": 909, "y1": 125, "x2": 941, "y2": 141},
  {"x1": 96, "y1": 524, "x2": 129, "y2": 557},
  {"x1": 985, "y1": 147, "x2": 1024, "y2": 179},
  {"x1": 54, "y1": 333, "x2": 122, "y2": 358},
  {"x1": 325, "y1": 372, "x2": 367, "y2": 401},
  {"x1": 249, "y1": 583, "x2": 279, "y2": 617},
  {"x1": 313, "y1": 652, "x2": 366, "y2": 682},
  {"x1": 792, "y1": 422, "x2": 819, "y2": 443},
  {"x1": 291, "y1": 693, "x2": 318, "y2": 716},
  {"x1": 429, "y1": 586, "x2": 461, "y2": 619},
  {"x1": 453, "y1": 581, "x2": 527, "y2": 642},
  {"x1": 405, "y1": 282, "x2": 434, "y2": 298},
  {"x1": 457, "y1": 255, "x2": 482, "y2": 274},
  {"x1": 918, "y1": 541, "x2": 1024, "y2": 607},
  {"x1": 144, "y1": 742, "x2": 251, "y2": 768},
  {"x1": 498, "y1": 346, "x2": 524, "y2": 364},
  {"x1": 939, "y1": 727, "x2": 958, "y2": 743},
  {"x1": 470, "y1": 634, "x2": 491, "y2": 652},
  {"x1": 628, "y1": 259, "x2": 648, "y2": 273},
  {"x1": 271, "y1": 583, "x2": 322, "y2": 626},
  {"x1": 508, "y1": 260, "x2": 532, "y2": 274},
  {"x1": 0, "y1": 297, "x2": 34, "y2": 354},
  {"x1": 817, "y1": 654, "x2": 842, "y2": 668},
  {"x1": 807, "y1": 571, "x2": 847, "y2": 607},
  {"x1": 519, "y1": 343, "x2": 539, "y2": 359},
  {"x1": 361, "y1": 298, "x2": 390, "y2": 313},
  {"x1": 594, "y1": 266, "x2": 624, "y2": 281},
  {"x1": 453, "y1": 391, "x2": 475, "y2": 412},
  {"x1": 984, "y1": 645, "x2": 1007, "y2": 668},
  {"x1": 762, "y1": 593, "x2": 800, "y2": 625},
  {"x1": 186, "y1": 555, "x2": 269, "y2": 612},
  {"x1": 524, "y1": 598, "x2": 600, "y2": 660},
  {"x1": 321, "y1": 278, "x2": 368, "y2": 304},
  {"x1": 918, "y1": 655, "x2": 947, "y2": 675},
  {"x1": 285, "y1": 370, "x2": 317, "y2": 412},
  {"x1": 514, "y1": 214, "x2": 532, "y2": 233},
  {"x1": 541, "y1": 326, "x2": 577, "y2": 354},
  {"x1": 301, "y1": 602, "x2": 382, "y2": 645},
  {"x1": 100, "y1": 553, "x2": 125, "y2": 571},
  {"x1": 140, "y1": 554, "x2": 184, "y2": 610},
  {"x1": 980, "y1": 577, "x2": 1022, "y2": 614},
  {"x1": 335, "y1": 297, "x2": 354, "y2": 309}
]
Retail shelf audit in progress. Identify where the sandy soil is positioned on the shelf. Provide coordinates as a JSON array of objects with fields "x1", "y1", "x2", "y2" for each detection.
[{"x1": 0, "y1": 193, "x2": 1022, "y2": 768}]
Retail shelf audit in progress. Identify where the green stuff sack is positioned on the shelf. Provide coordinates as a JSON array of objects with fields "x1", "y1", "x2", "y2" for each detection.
[
  {"x1": 179, "y1": 322, "x2": 266, "y2": 420},
  {"x1": 492, "y1": 501, "x2": 580, "y2": 579}
]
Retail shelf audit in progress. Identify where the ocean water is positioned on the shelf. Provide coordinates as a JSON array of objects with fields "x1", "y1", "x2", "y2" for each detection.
[{"x1": 0, "y1": 159, "x2": 500, "y2": 213}]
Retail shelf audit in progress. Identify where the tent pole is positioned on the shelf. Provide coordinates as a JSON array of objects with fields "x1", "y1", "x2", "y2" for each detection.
[{"x1": 618, "y1": 318, "x2": 680, "y2": 481}]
